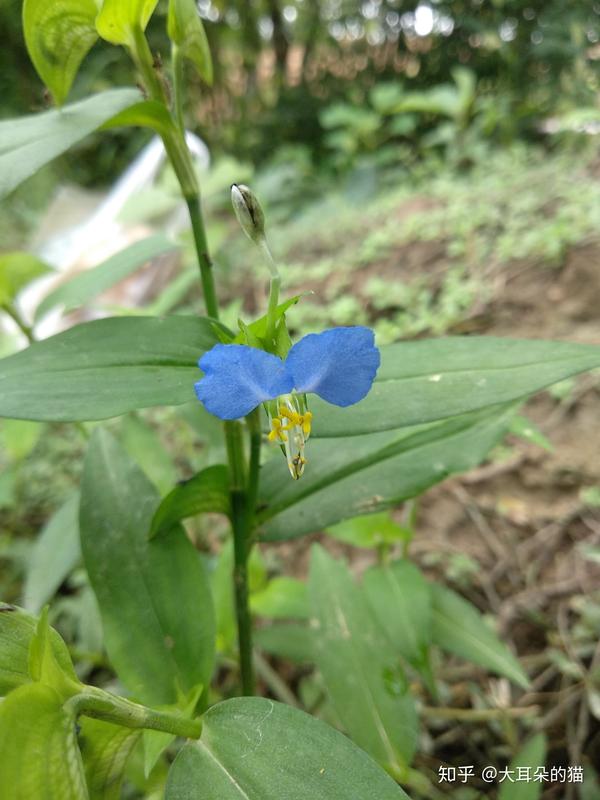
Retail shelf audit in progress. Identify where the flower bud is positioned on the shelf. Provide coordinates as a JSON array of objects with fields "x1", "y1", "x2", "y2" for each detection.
[{"x1": 231, "y1": 184, "x2": 265, "y2": 243}]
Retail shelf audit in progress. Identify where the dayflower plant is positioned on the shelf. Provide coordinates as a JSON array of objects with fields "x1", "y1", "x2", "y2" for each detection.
[{"x1": 195, "y1": 326, "x2": 380, "y2": 478}]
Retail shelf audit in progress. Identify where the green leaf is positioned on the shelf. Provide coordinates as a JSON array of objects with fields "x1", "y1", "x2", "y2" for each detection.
[
  {"x1": 102, "y1": 100, "x2": 176, "y2": 137},
  {"x1": 28, "y1": 607, "x2": 81, "y2": 697},
  {"x1": 254, "y1": 622, "x2": 313, "y2": 664},
  {"x1": 259, "y1": 405, "x2": 514, "y2": 541},
  {"x1": 0, "y1": 605, "x2": 77, "y2": 695},
  {"x1": 23, "y1": 0, "x2": 99, "y2": 105},
  {"x1": 120, "y1": 415, "x2": 177, "y2": 496},
  {"x1": 363, "y1": 560, "x2": 432, "y2": 669},
  {"x1": 79, "y1": 717, "x2": 141, "y2": 800},
  {"x1": 96, "y1": 0, "x2": 159, "y2": 45},
  {"x1": 23, "y1": 492, "x2": 81, "y2": 613},
  {"x1": 0, "y1": 683, "x2": 88, "y2": 800},
  {"x1": 232, "y1": 295, "x2": 303, "y2": 345},
  {"x1": 309, "y1": 547, "x2": 419, "y2": 775},
  {"x1": 310, "y1": 337, "x2": 600, "y2": 437},
  {"x1": 0, "y1": 88, "x2": 141, "y2": 200},
  {"x1": 431, "y1": 584, "x2": 530, "y2": 689},
  {"x1": 80, "y1": 428, "x2": 215, "y2": 706},
  {"x1": 0, "y1": 251, "x2": 52, "y2": 305},
  {"x1": 165, "y1": 697, "x2": 410, "y2": 800},
  {"x1": 498, "y1": 734, "x2": 547, "y2": 800},
  {"x1": 326, "y1": 511, "x2": 411, "y2": 549},
  {"x1": 251, "y1": 577, "x2": 309, "y2": 620},
  {"x1": 0, "y1": 418, "x2": 44, "y2": 460},
  {"x1": 168, "y1": 0, "x2": 213, "y2": 84},
  {"x1": 35, "y1": 236, "x2": 177, "y2": 321},
  {"x1": 150, "y1": 465, "x2": 230, "y2": 538},
  {"x1": 0, "y1": 316, "x2": 220, "y2": 422}
]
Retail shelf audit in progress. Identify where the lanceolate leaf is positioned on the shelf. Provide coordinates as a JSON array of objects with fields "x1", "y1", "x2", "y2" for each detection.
[
  {"x1": 23, "y1": 0, "x2": 99, "y2": 104},
  {"x1": 259, "y1": 405, "x2": 514, "y2": 541},
  {"x1": 102, "y1": 101, "x2": 176, "y2": 137},
  {"x1": 309, "y1": 547, "x2": 419, "y2": 774},
  {"x1": 150, "y1": 465, "x2": 230, "y2": 538},
  {"x1": 165, "y1": 697, "x2": 410, "y2": 800},
  {"x1": 23, "y1": 492, "x2": 81, "y2": 613},
  {"x1": 310, "y1": 337, "x2": 600, "y2": 437},
  {"x1": 498, "y1": 734, "x2": 547, "y2": 800},
  {"x1": 80, "y1": 429, "x2": 215, "y2": 706},
  {"x1": 0, "y1": 683, "x2": 88, "y2": 800},
  {"x1": 363, "y1": 560, "x2": 432, "y2": 669},
  {"x1": 168, "y1": 0, "x2": 213, "y2": 84},
  {"x1": 0, "y1": 316, "x2": 221, "y2": 422},
  {"x1": 0, "y1": 88, "x2": 142, "y2": 200},
  {"x1": 0, "y1": 252, "x2": 52, "y2": 305},
  {"x1": 35, "y1": 236, "x2": 177, "y2": 321},
  {"x1": 0, "y1": 334, "x2": 598, "y2": 428},
  {"x1": 431, "y1": 584, "x2": 530, "y2": 689},
  {"x1": 96, "y1": 0, "x2": 160, "y2": 45}
]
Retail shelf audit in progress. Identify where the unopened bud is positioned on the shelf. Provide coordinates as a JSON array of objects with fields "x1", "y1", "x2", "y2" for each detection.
[{"x1": 231, "y1": 184, "x2": 265, "y2": 243}]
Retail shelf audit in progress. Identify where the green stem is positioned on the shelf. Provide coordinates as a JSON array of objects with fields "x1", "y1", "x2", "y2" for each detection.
[
  {"x1": 2, "y1": 303, "x2": 34, "y2": 343},
  {"x1": 67, "y1": 686, "x2": 201, "y2": 738},
  {"x1": 129, "y1": 29, "x2": 218, "y2": 318},
  {"x1": 259, "y1": 239, "x2": 280, "y2": 346},
  {"x1": 172, "y1": 44, "x2": 186, "y2": 133},
  {"x1": 186, "y1": 196, "x2": 220, "y2": 319},
  {"x1": 225, "y1": 421, "x2": 255, "y2": 695}
]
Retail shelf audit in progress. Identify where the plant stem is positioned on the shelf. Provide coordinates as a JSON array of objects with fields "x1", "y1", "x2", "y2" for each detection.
[
  {"x1": 130, "y1": 29, "x2": 219, "y2": 319},
  {"x1": 172, "y1": 45, "x2": 186, "y2": 133},
  {"x1": 259, "y1": 238, "x2": 280, "y2": 346},
  {"x1": 186, "y1": 196, "x2": 220, "y2": 319},
  {"x1": 2, "y1": 303, "x2": 34, "y2": 343},
  {"x1": 225, "y1": 420, "x2": 255, "y2": 695},
  {"x1": 67, "y1": 686, "x2": 202, "y2": 738}
]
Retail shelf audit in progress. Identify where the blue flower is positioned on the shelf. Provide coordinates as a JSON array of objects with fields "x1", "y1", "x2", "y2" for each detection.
[{"x1": 195, "y1": 326, "x2": 380, "y2": 478}]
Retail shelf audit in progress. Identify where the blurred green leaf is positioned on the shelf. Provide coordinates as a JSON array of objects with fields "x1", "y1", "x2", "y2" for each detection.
[
  {"x1": 363, "y1": 560, "x2": 432, "y2": 669},
  {"x1": 80, "y1": 428, "x2": 215, "y2": 706},
  {"x1": 23, "y1": 0, "x2": 98, "y2": 104},
  {"x1": 309, "y1": 546, "x2": 419, "y2": 774},
  {"x1": 150, "y1": 465, "x2": 230, "y2": 538},
  {"x1": 0, "y1": 316, "x2": 221, "y2": 422},
  {"x1": 23, "y1": 492, "x2": 81, "y2": 613},
  {"x1": 254, "y1": 622, "x2": 313, "y2": 664},
  {"x1": 260, "y1": 405, "x2": 514, "y2": 541},
  {"x1": 120, "y1": 415, "x2": 177, "y2": 496},
  {"x1": 498, "y1": 734, "x2": 547, "y2": 800},
  {"x1": 166, "y1": 697, "x2": 410, "y2": 799},
  {"x1": 102, "y1": 101, "x2": 176, "y2": 137},
  {"x1": 0, "y1": 683, "x2": 87, "y2": 799},
  {"x1": 0, "y1": 88, "x2": 141, "y2": 200},
  {"x1": 509, "y1": 415, "x2": 553, "y2": 452},
  {"x1": 251, "y1": 577, "x2": 309, "y2": 620},
  {"x1": 0, "y1": 419, "x2": 43, "y2": 460},
  {"x1": 431, "y1": 584, "x2": 530, "y2": 689},
  {"x1": 0, "y1": 251, "x2": 52, "y2": 305},
  {"x1": 35, "y1": 236, "x2": 177, "y2": 321},
  {"x1": 326, "y1": 511, "x2": 411, "y2": 549},
  {"x1": 168, "y1": 0, "x2": 213, "y2": 84},
  {"x1": 79, "y1": 717, "x2": 141, "y2": 800},
  {"x1": 96, "y1": 0, "x2": 159, "y2": 45},
  {"x1": 0, "y1": 605, "x2": 77, "y2": 695}
]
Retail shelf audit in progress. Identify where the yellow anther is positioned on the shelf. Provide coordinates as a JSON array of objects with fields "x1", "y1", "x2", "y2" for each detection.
[
  {"x1": 302, "y1": 411, "x2": 312, "y2": 436},
  {"x1": 268, "y1": 417, "x2": 288, "y2": 442}
]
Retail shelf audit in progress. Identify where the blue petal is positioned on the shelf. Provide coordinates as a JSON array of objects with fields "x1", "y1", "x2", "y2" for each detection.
[
  {"x1": 195, "y1": 344, "x2": 293, "y2": 420},
  {"x1": 286, "y1": 327, "x2": 380, "y2": 407}
]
